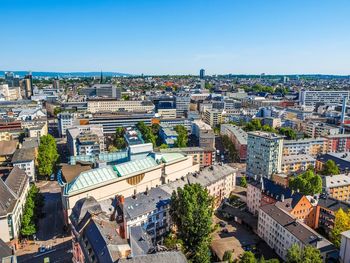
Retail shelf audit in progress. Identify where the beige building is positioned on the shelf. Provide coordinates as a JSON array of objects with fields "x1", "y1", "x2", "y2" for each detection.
[
  {"x1": 0, "y1": 167, "x2": 30, "y2": 243},
  {"x1": 281, "y1": 154, "x2": 315, "y2": 174},
  {"x1": 204, "y1": 108, "x2": 223, "y2": 127},
  {"x1": 283, "y1": 138, "x2": 327, "y2": 157},
  {"x1": 157, "y1": 108, "x2": 177, "y2": 119},
  {"x1": 87, "y1": 99, "x2": 154, "y2": 113},
  {"x1": 0, "y1": 84, "x2": 22, "y2": 101},
  {"x1": 59, "y1": 153, "x2": 199, "y2": 224},
  {"x1": 0, "y1": 131, "x2": 13, "y2": 141}
]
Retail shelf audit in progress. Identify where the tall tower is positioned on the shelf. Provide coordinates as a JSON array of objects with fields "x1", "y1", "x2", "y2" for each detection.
[
  {"x1": 100, "y1": 70, "x2": 103, "y2": 84},
  {"x1": 199, "y1": 69, "x2": 205, "y2": 79}
]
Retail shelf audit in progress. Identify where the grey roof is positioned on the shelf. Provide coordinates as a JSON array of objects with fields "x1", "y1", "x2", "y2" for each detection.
[
  {"x1": 260, "y1": 204, "x2": 335, "y2": 249},
  {"x1": 282, "y1": 154, "x2": 315, "y2": 165},
  {"x1": 4, "y1": 167, "x2": 28, "y2": 197},
  {"x1": 0, "y1": 141, "x2": 17, "y2": 156},
  {"x1": 0, "y1": 179, "x2": 16, "y2": 217},
  {"x1": 118, "y1": 251, "x2": 188, "y2": 263},
  {"x1": 11, "y1": 148, "x2": 35, "y2": 163},
  {"x1": 0, "y1": 239, "x2": 12, "y2": 260},
  {"x1": 124, "y1": 187, "x2": 171, "y2": 220},
  {"x1": 70, "y1": 196, "x2": 103, "y2": 225},
  {"x1": 129, "y1": 226, "x2": 153, "y2": 257},
  {"x1": 22, "y1": 137, "x2": 39, "y2": 149},
  {"x1": 221, "y1": 124, "x2": 247, "y2": 145}
]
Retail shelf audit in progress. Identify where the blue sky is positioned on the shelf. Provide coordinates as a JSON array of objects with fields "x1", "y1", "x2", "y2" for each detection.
[{"x1": 1, "y1": 0, "x2": 350, "y2": 75}]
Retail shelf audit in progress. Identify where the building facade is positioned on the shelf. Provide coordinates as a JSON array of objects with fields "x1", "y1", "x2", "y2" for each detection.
[{"x1": 220, "y1": 124, "x2": 248, "y2": 161}]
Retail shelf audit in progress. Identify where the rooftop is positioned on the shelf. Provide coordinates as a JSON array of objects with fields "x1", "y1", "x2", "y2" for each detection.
[
  {"x1": 247, "y1": 131, "x2": 284, "y2": 140},
  {"x1": 282, "y1": 154, "x2": 315, "y2": 165},
  {"x1": 0, "y1": 141, "x2": 18, "y2": 156},
  {"x1": 221, "y1": 124, "x2": 248, "y2": 145},
  {"x1": 324, "y1": 174, "x2": 350, "y2": 189},
  {"x1": 11, "y1": 147, "x2": 35, "y2": 163}
]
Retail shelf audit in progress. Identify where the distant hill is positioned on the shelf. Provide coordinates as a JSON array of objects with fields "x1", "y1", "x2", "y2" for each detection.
[{"x1": 0, "y1": 71, "x2": 132, "y2": 78}]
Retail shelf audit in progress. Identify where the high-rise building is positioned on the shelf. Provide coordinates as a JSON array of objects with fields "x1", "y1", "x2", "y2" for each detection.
[
  {"x1": 199, "y1": 69, "x2": 205, "y2": 79},
  {"x1": 246, "y1": 131, "x2": 284, "y2": 178},
  {"x1": 23, "y1": 73, "x2": 33, "y2": 99},
  {"x1": 53, "y1": 79, "x2": 60, "y2": 90},
  {"x1": 175, "y1": 93, "x2": 190, "y2": 118},
  {"x1": 204, "y1": 108, "x2": 223, "y2": 127}
]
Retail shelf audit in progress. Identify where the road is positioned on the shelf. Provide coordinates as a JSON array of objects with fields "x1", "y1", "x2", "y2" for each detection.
[{"x1": 17, "y1": 181, "x2": 72, "y2": 262}]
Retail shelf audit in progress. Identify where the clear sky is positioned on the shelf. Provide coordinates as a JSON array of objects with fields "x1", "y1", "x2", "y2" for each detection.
[{"x1": 1, "y1": 0, "x2": 350, "y2": 75}]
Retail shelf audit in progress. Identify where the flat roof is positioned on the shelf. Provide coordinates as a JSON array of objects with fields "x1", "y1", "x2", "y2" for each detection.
[
  {"x1": 221, "y1": 124, "x2": 247, "y2": 145},
  {"x1": 282, "y1": 154, "x2": 315, "y2": 165},
  {"x1": 324, "y1": 174, "x2": 350, "y2": 189}
]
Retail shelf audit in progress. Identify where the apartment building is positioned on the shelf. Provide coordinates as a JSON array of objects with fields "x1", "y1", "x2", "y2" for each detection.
[
  {"x1": 263, "y1": 117, "x2": 281, "y2": 128},
  {"x1": 220, "y1": 124, "x2": 247, "y2": 161},
  {"x1": 299, "y1": 90, "x2": 350, "y2": 107},
  {"x1": 0, "y1": 167, "x2": 30, "y2": 243},
  {"x1": 281, "y1": 154, "x2": 315, "y2": 174},
  {"x1": 305, "y1": 122, "x2": 339, "y2": 138},
  {"x1": 157, "y1": 108, "x2": 177, "y2": 119},
  {"x1": 11, "y1": 147, "x2": 36, "y2": 182},
  {"x1": 246, "y1": 131, "x2": 284, "y2": 178},
  {"x1": 340, "y1": 230, "x2": 350, "y2": 263},
  {"x1": 283, "y1": 138, "x2": 327, "y2": 157},
  {"x1": 87, "y1": 99, "x2": 154, "y2": 113},
  {"x1": 316, "y1": 152, "x2": 350, "y2": 173},
  {"x1": 258, "y1": 204, "x2": 336, "y2": 262},
  {"x1": 58, "y1": 112, "x2": 76, "y2": 137},
  {"x1": 324, "y1": 174, "x2": 350, "y2": 202},
  {"x1": 325, "y1": 134, "x2": 350, "y2": 153}
]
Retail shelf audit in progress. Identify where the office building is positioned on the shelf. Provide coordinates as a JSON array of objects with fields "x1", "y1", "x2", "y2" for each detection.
[
  {"x1": 80, "y1": 84, "x2": 121, "y2": 99},
  {"x1": 175, "y1": 93, "x2": 190, "y2": 118},
  {"x1": 246, "y1": 131, "x2": 284, "y2": 178},
  {"x1": 299, "y1": 90, "x2": 350, "y2": 107},
  {"x1": 87, "y1": 99, "x2": 154, "y2": 113},
  {"x1": 53, "y1": 79, "x2": 60, "y2": 90},
  {"x1": 86, "y1": 112, "x2": 154, "y2": 135},
  {"x1": 192, "y1": 120, "x2": 215, "y2": 149},
  {"x1": 159, "y1": 126, "x2": 178, "y2": 147},
  {"x1": 124, "y1": 127, "x2": 153, "y2": 161},
  {"x1": 220, "y1": 124, "x2": 247, "y2": 161},
  {"x1": 0, "y1": 167, "x2": 30, "y2": 243},
  {"x1": 160, "y1": 147, "x2": 215, "y2": 167},
  {"x1": 157, "y1": 108, "x2": 177, "y2": 119},
  {"x1": 0, "y1": 84, "x2": 22, "y2": 101},
  {"x1": 258, "y1": 204, "x2": 337, "y2": 262},
  {"x1": 204, "y1": 108, "x2": 223, "y2": 127},
  {"x1": 199, "y1": 69, "x2": 205, "y2": 79},
  {"x1": 22, "y1": 73, "x2": 33, "y2": 99},
  {"x1": 58, "y1": 112, "x2": 76, "y2": 137}
]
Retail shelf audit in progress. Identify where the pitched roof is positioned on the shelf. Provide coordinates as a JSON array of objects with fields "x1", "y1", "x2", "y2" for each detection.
[
  {"x1": 0, "y1": 238, "x2": 12, "y2": 260},
  {"x1": 4, "y1": 167, "x2": 28, "y2": 197},
  {"x1": 118, "y1": 251, "x2": 188, "y2": 263},
  {"x1": 11, "y1": 147, "x2": 35, "y2": 163},
  {"x1": 0, "y1": 179, "x2": 16, "y2": 217}
]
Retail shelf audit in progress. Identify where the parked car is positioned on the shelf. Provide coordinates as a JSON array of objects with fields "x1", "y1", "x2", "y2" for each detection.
[
  {"x1": 221, "y1": 228, "x2": 229, "y2": 233},
  {"x1": 219, "y1": 221, "x2": 227, "y2": 227}
]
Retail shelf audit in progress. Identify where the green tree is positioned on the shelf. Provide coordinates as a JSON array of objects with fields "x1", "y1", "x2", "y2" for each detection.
[
  {"x1": 279, "y1": 127, "x2": 297, "y2": 140},
  {"x1": 170, "y1": 183, "x2": 213, "y2": 263},
  {"x1": 286, "y1": 244, "x2": 322, "y2": 263},
  {"x1": 331, "y1": 208, "x2": 350, "y2": 247},
  {"x1": 240, "y1": 176, "x2": 247, "y2": 187},
  {"x1": 160, "y1": 143, "x2": 169, "y2": 149},
  {"x1": 289, "y1": 169, "x2": 322, "y2": 195},
  {"x1": 174, "y1": 125, "x2": 188, "y2": 148},
  {"x1": 136, "y1": 122, "x2": 157, "y2": 146},
  {"x1": 239, "y1": 251, "x2": 257, "y2": 263},
  {"x1": 223, "y1": 250, "x2": 233, "y2": 263},
  {"x1": 38, "y1": 134, "x2": 59, "y2": 178},
  {"x1": 322, "y1": 160, "x2": 340, "y2": 175},
  {"x1": 115, "y1": 127, "x2": 125, "y2": 138}
]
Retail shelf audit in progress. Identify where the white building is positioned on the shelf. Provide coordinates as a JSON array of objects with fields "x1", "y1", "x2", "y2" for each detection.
[
  {"x1": 11, "y1": 148, "x2": 36, "y2": 182},
  {"x1": 258, "y1": 204, "x2": 337, "y2": 262},
  {"x1": 246, "y1": 131, "x2": 284, "y2": 179},
  {"x1": 300, "y1": 90, "x2": 350, "y2": 107},
  {"x1": 0, "y1": 167, "x2": 30, "y2": 243},
  {"x1": 87, "y1": 99, "x2": 154, "y2": 113},
  {"x1": 340, "y1": 230, "x2": 350, "y2": 263},
  {"x1": 58, "y1": 112, "x2": 76, "y2": 137},
  {"x1": 175, "y1": 93, "x2": 190, "y2": 118}
]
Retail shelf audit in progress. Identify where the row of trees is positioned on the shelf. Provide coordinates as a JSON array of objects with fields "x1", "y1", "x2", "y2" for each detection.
[
  {"x1": 136, "y1": 122, "x2": 158, "y2": 146},
  {"x1": 38, "y1": 134, "x2": 59, "y2": 178},
  {"x1": 174, "y1": 125, "x2": 188, "y2": 147},
  {"x1": 20, "y1": 185, "x2": 44, "y2": 237},
  {"x1": 222, "y1": 244, "x2": 322, "y2": 263}
]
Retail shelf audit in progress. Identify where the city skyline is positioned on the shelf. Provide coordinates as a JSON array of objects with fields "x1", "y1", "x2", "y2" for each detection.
[{"x1": 1, "y1": 0, "x2": 350, "y2": 75}]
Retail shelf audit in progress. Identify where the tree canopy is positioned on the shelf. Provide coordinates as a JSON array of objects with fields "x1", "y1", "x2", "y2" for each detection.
[
  {"x1": 279, "y1": 127, "x2": 297, "y2": 140},
  {"x1": 137, "y1": 122, "x2": 157, "y2": 146},
  {"x1": 322, "y1": 160, "x2": 340, "y2": 175},
  {"x1": 240, "y1": 176, "x2": 247, "y2": 187},
  {"x1": 174, "y1": 125, "x2": 188, "y2": 148},
  {"x1": 286, "y1": 244, "x2": 322, "y2": 263},
  {"x1": 38, "y1": 134, "x2": 59, "y2": 178},
  {"x1": 170, "y1": 183, "x2": 213, "y2": 263},
  {"x1": 289, "y1": 169, "x2": 322, "y2": 195},
  {"x1": 114, "y1": 127, "x2": 126, "y2": 150},
  {"x1": 331, "y1": 208, "x2": 350, "y2": 248}
]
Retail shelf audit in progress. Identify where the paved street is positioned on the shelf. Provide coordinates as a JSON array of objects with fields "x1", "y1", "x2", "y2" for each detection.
[{"x1": 16, "y1": 181, "x2": 72, "y2": 262}]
